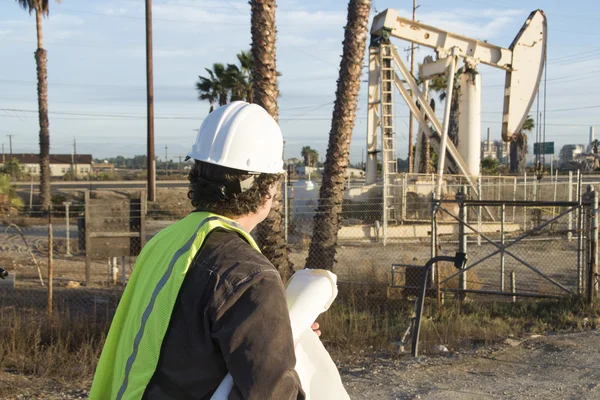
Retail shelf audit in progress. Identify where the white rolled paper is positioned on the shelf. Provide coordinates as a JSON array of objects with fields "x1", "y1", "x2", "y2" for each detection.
[{"x1": 211, "y1": 269, "x2": 349, "y2": 400}]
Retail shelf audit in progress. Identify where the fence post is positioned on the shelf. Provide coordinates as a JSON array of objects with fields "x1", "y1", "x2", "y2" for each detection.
[
  {"x1": 401, "y1": 174, "x2": 408, "y2": 223},
  {"x1": 122, "y1": 256, "x2": 127, "y2": 287},
  {"x1": 430, "y1": 192, "x2": 437, "y2": 287},
  {"x1": 588, "y1": 188, "x2": 598, "y2": 305},
  {"x1": 568, "y1": 171, "x2": 573, "y2": 241},
  {"x1": 523, "y1": 172, "x2": 528, "y2": 230},
  {"x1": 477, "y1": 175, "x2": 482, "y2": 246},
  {"x1": 85, "y1": 191, "x2": 91, "y2": 287},
  {"x1": 553, "y1": 169, "x2": 558, "y2": 218},
  {"x1": 283, "y1": 179, "x2": 288, "y2": 244},
  {"x1": 501, "y1": 204, "x2": 506, "y2": 292},
  {"x1": 383, "y1": 180, "x2": 388, "y2": 247},
  {"x1": 48, "y1": 205, "x2": 53, "y2": 317},
  {"x1": 512, "y1": 176, "x2": 517, "y2": 223},
  {"x1": 29, "y1": 174, "x2": 34, "y2": 212},
  {"x1": 63, "y1": 201, "x2": 72, "y2": 257},
  {"x1": 578, "y1": 187, "x2": 585, "y2": 294},
  {"x1": 511, "y1": 271, "x2": 516, "y2": 303},
  {"x1": 458, "y1": 190, "x2": 467, "y2": 294}
]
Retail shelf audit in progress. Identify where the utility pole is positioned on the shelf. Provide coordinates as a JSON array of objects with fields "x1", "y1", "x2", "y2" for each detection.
[
  {"x1": 165, "y1": 145, "x2": 168, "y2": 175},
  {"x1": 7, "y1": 135, "x2": 13, "y2": 155},
  {"x1": 71, "y1": 138, "x2": 78, "y2": 176},
  {"x1": 407, "y1": 0, "x2": 418, "y2": 173},
  {"x1": 146, "y1": 0, "x2": 156, "y2": 202}
]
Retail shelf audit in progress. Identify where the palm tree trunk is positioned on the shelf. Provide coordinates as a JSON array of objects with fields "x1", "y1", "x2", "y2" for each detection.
[
  {"x1": 424, "y1": 137, "x2": 431, "y2": 173},
  {"x1": 305, "y1": 0, "x2": 371, "y2": 270},
  {"x1": 35, "y1": 9, "x2": 51, "y2": 210},
  {"x1": 250, "y1": 0, "x2": 292, "y2": 280}
]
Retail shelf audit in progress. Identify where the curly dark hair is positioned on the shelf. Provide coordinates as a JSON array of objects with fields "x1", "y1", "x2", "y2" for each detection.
[{"x1": 188, "y1": 161, "x2": 283, "y2": 218}]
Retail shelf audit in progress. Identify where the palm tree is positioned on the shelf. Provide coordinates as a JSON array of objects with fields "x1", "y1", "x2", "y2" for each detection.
[
  {"x1": 301, "y1": 146, "x2": 319, "y2": 167},
  {"x1": 510, "y1": 115, "x2": 534, "y2": 174},
  {"x1": 15, "y1": 0, "x2": 60, "y2": 211},
  {"x1": 250, "y1": 0, "x2": 292, "y2": 280},
  {"x1": 224, "y1": 64, "x2": 248, "y2": 102},
  {"x1": 305, "y1": 0, "x2": 371, "y2": 271},
  {"x1": 196, "y1": 63, "x2": 229, "y2": 113},
  {"x1": 236, "y1": 50, "x2": 253, "y2": 103}
]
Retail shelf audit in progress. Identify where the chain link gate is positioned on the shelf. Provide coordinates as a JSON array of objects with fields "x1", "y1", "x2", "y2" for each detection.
[{"x1": 392, "y1": 186, "x2": 599, "y2": 302}]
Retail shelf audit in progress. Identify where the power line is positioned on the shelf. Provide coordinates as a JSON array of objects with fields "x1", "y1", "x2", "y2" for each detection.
[{"x1": 51, "y1": 5, "x2": 342, "y2": 26}]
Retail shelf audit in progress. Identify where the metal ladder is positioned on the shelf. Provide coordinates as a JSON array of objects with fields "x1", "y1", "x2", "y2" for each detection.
[{"x1": 380, "y1": 44, "x2": 397, "y2": 223}]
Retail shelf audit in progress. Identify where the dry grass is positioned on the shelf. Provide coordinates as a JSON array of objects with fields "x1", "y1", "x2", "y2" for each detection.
[
  {"x1": 1, "y1": 284, "x2": 599, "y2": 390},
  {"x1": 318, "y1": 287, "x2": 600, "y2": 355},
  {"x1": 0, "y1": 309, "x2": 107, "y2": 382}
]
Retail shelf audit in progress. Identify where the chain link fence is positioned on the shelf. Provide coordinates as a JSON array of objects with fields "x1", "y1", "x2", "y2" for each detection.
[{"x1": 1, "y1": 175, "x2": 599, "y2": 353}]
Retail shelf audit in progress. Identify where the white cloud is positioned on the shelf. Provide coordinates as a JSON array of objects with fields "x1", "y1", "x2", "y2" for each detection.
[{"x1": 415, "y1": 8, "x2": 526, "y2": 41}]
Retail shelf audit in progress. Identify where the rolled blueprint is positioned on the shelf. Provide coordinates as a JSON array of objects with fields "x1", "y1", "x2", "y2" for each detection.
[{"x1": 211, "y1": 269, "x2": 349, "y2": 400}]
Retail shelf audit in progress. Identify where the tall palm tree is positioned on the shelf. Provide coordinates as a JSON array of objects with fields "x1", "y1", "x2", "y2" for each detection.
[
  {"x1": 250, "y1": 0, "x2": 292, "y2": 280},
  {"x1": 510, "y1": 115, "x2": 534, "y2": 174},
  {"x1": 195, "y1": 63, "x2": 229, "y2": 113},
  {"x1": 15, "y1": 0, "x2": 60, "y2": 211},
  {"x1": 305, "y1": 0, "x2": 371, "y2": 271}
]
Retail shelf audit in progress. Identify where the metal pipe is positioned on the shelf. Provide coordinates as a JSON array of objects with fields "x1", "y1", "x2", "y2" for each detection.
[
  {"x1": 435, "y1": 56, "x2": 458, "y2": 198},
  {"x1": 412, "y1": 254, "x2": 461, "y2": 357},
  {"x1": 437, "y1": 200, "x2": 579, "y2": 207}
]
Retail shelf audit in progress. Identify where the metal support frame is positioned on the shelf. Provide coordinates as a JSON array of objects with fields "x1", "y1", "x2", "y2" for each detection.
[{"x1": 435, "y1": 55, "x2": 458, "y2": 198}]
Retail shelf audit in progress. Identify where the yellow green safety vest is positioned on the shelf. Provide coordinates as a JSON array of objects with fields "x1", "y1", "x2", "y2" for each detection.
[{"x1": 89, "y1": 212, "x2": 260, "y2": 400}]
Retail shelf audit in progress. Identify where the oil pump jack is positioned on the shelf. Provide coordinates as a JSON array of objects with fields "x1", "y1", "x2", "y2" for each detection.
[{"x1": 365, "y1": 9, "x2": 547, "y2": 227}]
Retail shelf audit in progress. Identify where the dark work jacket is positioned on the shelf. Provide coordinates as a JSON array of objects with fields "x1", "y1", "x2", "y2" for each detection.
[{"x1": 143, "y1": 228, "x2": 304, "y2": 400}]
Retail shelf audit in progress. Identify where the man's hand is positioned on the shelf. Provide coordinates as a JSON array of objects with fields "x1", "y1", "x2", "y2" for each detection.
[{"x1": 311, "y1": 322, "x2": 321, "y2": 337}]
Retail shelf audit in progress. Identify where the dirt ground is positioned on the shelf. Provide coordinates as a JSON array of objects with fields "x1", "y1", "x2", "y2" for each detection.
[
  {"x1": 340, "y1": 330, "x2": 600, "y2": 400},
  {"x1": 1, "y1": 330, "x2": 599, "y2": 399}
]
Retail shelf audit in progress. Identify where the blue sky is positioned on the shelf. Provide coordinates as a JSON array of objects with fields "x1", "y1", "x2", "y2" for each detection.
[{"x1": 0, "y1": 0, "x2": 599, "y2": 164}]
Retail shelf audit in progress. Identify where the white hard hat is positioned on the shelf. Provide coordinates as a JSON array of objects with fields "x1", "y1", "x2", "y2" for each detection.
[{"x1": 187, "y1": 101, "x2": 284, "y2": 174}]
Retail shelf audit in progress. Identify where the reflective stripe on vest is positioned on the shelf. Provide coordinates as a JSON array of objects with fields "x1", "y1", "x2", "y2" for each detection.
[{"x1": 89, "y1": 212, "x2": 260, "y2": 400}]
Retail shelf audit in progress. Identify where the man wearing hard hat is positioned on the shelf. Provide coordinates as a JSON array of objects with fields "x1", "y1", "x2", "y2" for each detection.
[{"x1": 90, "y1": 102, "x2": 305, "y2": 399}]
